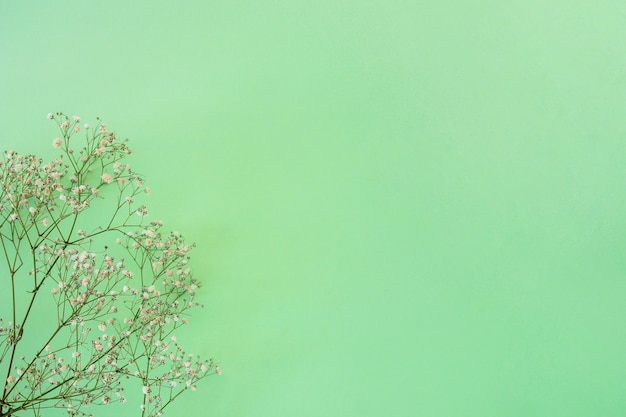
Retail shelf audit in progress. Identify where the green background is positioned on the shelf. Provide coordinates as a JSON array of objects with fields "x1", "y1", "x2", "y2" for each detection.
[{"x1": 2, "y1": 1, "x2": 626, "y2": 416}]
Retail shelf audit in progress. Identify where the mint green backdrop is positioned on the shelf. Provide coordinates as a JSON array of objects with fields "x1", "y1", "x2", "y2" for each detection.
[{"x1": 2, "y1": 1, "x2": 626, "y2": 416}]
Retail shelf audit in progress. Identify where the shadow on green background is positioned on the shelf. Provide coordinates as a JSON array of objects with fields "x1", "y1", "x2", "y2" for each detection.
[{"x1": 2, "y1": 1, "x2": 626, "y2": 416}]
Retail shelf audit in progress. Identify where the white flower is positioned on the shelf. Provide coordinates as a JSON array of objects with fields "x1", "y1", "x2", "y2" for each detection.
[
  {"x1": 101, "y1": 173, "x2": 113, "y2": 184},
  {"x1": 52, "y1": 138, "x2": 62, "y2": 148},
  {"x1": 142, "y1": 386, "x2": 150, "y2": 395},
  {"x1": 47, "y1": 112, "x2": 53, "y2": 119},
  {"x1": 73, "y1": 115, "x2": 80, "y2": 122}
]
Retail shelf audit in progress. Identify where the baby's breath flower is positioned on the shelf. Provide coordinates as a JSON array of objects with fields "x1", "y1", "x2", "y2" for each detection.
[
  {"x1": 101, "y1": 173, "x2": 113, "y2": 184},
  {"x1": 0, "y1": 113, "x2": 213, "y2": 415}
]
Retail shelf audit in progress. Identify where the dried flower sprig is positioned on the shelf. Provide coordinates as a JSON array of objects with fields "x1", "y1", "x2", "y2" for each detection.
[{"x1": 0, "y1": 113, "x2": 218, "y2": 417}]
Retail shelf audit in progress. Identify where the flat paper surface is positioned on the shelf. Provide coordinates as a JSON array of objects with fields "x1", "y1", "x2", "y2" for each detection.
[{"x1": 2, "y1": 1, "x2": 626, "y2": 416}]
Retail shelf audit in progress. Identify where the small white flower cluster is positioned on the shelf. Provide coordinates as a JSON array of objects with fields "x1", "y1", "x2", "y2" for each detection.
[{"x1": 0, "y1": 113, "x2": 219, "y2": 417}]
